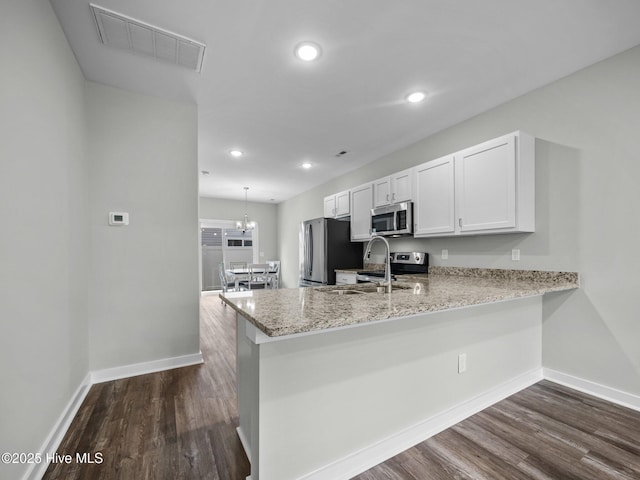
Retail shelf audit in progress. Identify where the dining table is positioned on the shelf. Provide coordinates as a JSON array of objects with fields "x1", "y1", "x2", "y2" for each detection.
[{"x1": 226, "y1": 266, "x2": 278, "y2": 290}]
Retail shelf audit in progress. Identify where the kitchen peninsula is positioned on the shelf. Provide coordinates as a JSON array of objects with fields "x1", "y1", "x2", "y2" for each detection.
[{"x1": 221, "y1": 267, "x2": 579, "y2": 480}]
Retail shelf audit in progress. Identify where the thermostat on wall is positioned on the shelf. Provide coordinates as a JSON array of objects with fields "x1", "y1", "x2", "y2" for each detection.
[{"x1": 109, "y1": 212, "x2": 129, "y2": 226}]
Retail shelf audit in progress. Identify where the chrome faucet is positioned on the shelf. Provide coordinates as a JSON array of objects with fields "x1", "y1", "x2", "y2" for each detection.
[{"x1": 363, "y1": 235, "x2": 392, "y2": 293}]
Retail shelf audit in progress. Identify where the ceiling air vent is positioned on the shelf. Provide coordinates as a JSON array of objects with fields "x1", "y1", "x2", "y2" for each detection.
[{"x1": 90, "y1": 4, "x2": 206, "y2": 72}]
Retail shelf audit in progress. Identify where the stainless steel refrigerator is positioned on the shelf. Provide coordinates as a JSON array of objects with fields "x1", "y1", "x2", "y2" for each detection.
[{"x1": 299, "y1": 217, "x2": 362, "y2": 287}]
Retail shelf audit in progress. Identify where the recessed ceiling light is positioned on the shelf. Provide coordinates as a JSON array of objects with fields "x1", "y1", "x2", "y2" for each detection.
[
  {"x1": 406, "y1": 91, "x2": 426, "y2": 103},
  {"x1": 229, "y1": 149, "x2": 244, "y2": 158},
  {"x1": 294, "y1": 42, "x2": 322, "y2": 62},
  {"x1": 301, "y1": 162, "x2": 312, "y2": 169}
]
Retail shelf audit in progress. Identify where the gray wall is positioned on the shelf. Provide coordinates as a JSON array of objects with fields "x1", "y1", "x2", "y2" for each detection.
[
  {"x1": 0, "y1": 1, "x2": 89, "y2": 478},
  {"x1": 278, "y1": 45, "x2": 640, "y2": 396},
  {"x1": 87, "y1": 82, "x2": 200, "y2": 370},
  {"x1": 0, "y1": 5, "x2": 200, "y2": 477},
  {"x1": 200, "y1": 197, "x2": 279, "y2": 262}
]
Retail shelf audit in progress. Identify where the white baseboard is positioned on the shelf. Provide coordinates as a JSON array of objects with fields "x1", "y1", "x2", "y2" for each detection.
[
  {"x1": 543, "y1": 368, "x2": 640, "y2": 412},
  {"x1": 90, "y1": 351, "x2": 204, "y2": 384},
  {"x1": 300, "y1": 368, "x2": 543, "y2": 480},
  {"x1": 23, "y1": 373, "x2": 92, "y2": 480},
  {"x1": 236, "y1": 426, "x2": 252, "y2": 464}
]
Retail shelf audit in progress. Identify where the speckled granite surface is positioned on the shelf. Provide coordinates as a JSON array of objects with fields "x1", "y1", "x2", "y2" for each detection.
[{"x1": 220, "y1": 268, "x2": 579, "y2": 338}]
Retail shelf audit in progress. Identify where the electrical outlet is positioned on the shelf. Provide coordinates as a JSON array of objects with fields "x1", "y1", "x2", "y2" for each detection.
[
  {"x1": 442, "y1": 249, "x2": 449, "y2": 260},
  {"x1": 512, "y1": 249, "x2": 520, "y2": 261},
  {"x1": 458, "y1": 353, "x2": 467, "y2": 374}
]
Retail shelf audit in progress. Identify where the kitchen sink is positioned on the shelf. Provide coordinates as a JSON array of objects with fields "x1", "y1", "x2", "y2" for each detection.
[
  {"x1": 323, "y1": 284, "x2": 413, "y2": 295},
  {"x1": 324, "y1": 289, "x2": 367, "y2": 295}
]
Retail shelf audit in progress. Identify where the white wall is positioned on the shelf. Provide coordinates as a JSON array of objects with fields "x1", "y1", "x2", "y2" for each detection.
[
  {"x1": 87, "y1": 82, "x2": 200, "y2": 370},
  {"x1": 0, "y1": 1, "x2": 89, "y2": 479},
  {"x1": 278, "y1": 45, "x2": 640, "y2": 396},
  {"x1": 199, "y1": 196, "x2": 279, "y2": 261}
]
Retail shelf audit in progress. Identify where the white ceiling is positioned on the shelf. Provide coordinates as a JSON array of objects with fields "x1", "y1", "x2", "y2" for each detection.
[{"x1": 50, "y1": 0, "x2": 640, "y2": 203}]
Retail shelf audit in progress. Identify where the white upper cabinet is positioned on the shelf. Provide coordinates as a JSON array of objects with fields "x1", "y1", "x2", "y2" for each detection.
[
  {"x1": 414, "y1": 131, "x2": 535, "y2": 238},
  {"x1": 413, "y1": 155, "x2": 456, "y2": 236},
  {"x1": 323, "y1": 196, "x2": 335, "y2": 218},
  {"x1": 350, "y1": 182, "x2": 374, "y2": 241},
  {"x1": 324, "y1": 189, "x2": 350, "y2": 218},
  {"x1": 373, "y1": 177, "x2": 391, "y2": 207},
  {"x1": 392, "y1": 168, "x2": 413, "y2": 203},
  {"x1": 456, "y1": 132, "x2": 534, "y2": 234},
  {"x1": 372, "y1": 168, "x2": 414, "y2": 207},
  {"x1": 456, "y1": 134, "x2": 516, "y2": 232}
]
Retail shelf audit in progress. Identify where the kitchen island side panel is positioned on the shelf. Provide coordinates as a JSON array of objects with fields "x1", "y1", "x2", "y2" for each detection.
[
  {"x1": 236, "y1": 314, "x2": 260, "y2": 473},
  {"x1": 247, "y1": 296, "x2": 542, "y2": 480}
]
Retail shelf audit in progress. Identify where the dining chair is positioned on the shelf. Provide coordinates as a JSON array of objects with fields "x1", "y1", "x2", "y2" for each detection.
[
  {"x1": 266, "y1": 260, "x2": 280, "y2": 289},
  {"x1": 240, "y1": 263, "x2": 270, "y2": 290},
  {"x1": 229, "y1": 261, "x2": 247, "y2": 271},
  {"x1": 218, "y1": 263, "x2": 233, "y2": 304}
]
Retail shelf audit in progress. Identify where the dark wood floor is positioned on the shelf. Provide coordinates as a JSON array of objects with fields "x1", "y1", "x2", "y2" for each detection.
[
  {"x1": 43, "y1": 294, "x2": 250, "y2": 480},
  {"x1": 44, "y1": 296, "x2": 640, "y2": 479},
  {"x1": 353, "y1": 381, "x2": 640, "y2": 480}
]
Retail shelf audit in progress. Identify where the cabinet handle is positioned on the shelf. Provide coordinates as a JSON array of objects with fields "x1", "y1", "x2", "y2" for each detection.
[
  {"x1": 386, "y1": 194, "x2": 389, "y2": 201},
  {"x1": 458, "y1": 218, "x2": 462, "y2": 228},
  {"x1": 392, "y1": 193, "x2": 396, "y2": 201}
]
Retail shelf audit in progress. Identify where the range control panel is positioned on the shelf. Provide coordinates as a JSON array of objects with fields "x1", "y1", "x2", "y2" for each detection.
[{"x1": 390, "y1": 252, "x2": 426, "y2": 265}]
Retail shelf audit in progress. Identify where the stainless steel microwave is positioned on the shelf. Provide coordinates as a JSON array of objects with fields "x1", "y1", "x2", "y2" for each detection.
[{"x1": 370, "y1": 202, "x2": 413, "y2": 237}]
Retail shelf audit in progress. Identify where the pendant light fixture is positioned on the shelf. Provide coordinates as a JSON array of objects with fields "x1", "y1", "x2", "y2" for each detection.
[{"x1": 236, "y1": 187, "x2": 256, "y2": 233}]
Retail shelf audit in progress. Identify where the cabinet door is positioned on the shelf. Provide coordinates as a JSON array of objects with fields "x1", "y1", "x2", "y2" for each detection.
[
  {"x1": 414, "y1": 156, "x2": 455, "y2": 236},
  {"x1": 456, "y1": 134, "x2": 516, "y2": 233},
  {"x1": 373, "y1": 177, "x2": 391, "y2": 207},
  {"x1": 324, "y1": 196, "x2": 336, "y2": 218},
  {"x1": 335, "y1": 190, "x2": 350, "y2": 217},
  {"x1": 350, "y1": 183, "x2": 373, "y2": 241},
  {"x1": 391, "y1": 168, "x2": 413, "y2": 203}
]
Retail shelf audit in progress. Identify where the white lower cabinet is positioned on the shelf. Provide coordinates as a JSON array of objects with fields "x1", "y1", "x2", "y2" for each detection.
[
  {"x1": 350, "y1": 182, "x2": 373, "y2": 241},
  {"x1": 414, "y1": 131, "x2": 535, "y2": 238},
  {"x1": 335, "y1": 272, "x2": 357, "y2": 285}
]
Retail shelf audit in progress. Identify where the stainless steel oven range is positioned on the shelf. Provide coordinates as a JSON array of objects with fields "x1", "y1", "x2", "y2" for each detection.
[{"x1": 356, "y1": 251, "x2": 428, "y2": 283}]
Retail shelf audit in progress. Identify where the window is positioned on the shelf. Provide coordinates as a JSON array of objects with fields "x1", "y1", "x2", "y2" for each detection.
[
  {"x1": 201, "y1": 227, "x2": 223, "y2": 246},
  {"x1": 225, "y1": 228, "x2": 253, "y2": 248}
]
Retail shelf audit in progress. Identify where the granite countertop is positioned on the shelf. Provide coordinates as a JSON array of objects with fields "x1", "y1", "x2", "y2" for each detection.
[{"x1": 220, "y1": 267, "x2": 579, "y2": 338}]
